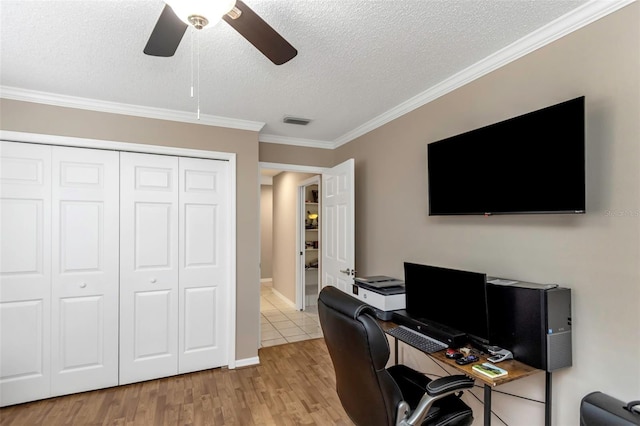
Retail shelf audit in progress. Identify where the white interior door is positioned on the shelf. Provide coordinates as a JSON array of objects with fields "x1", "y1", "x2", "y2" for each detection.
[
  {"x1": 178, "y1": 158, "x2": 229, "y2": 373},
  {"x1": 119, "y1": 152, "x2": 179, "y2": 384},
  {"x1": 0, "y1": 141, "x2": 52, "y2": 406},
  {"x1": 50, "y1": 146, "x2": 119, "y2": 396},
  {"x1": 321, "y1": 159, "x2": 355, "y2": 293}
]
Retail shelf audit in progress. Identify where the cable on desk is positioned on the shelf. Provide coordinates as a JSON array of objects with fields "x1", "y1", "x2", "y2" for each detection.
[
  {"x1": 466, "y1": 388, "x2": 509, "y2": 426},
  {"x1": 489, "y1": 389, "x2": 544, "y2": 405}
]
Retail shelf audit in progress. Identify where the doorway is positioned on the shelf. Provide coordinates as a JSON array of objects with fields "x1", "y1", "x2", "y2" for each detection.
[
  {"x1": 257, "y1": 160, "x2": 355, "y2": 348},
  {"x1": 259, "y1": 164, "x2": 325, "y2": 348},
  {"x1": 298, "y1": 176, "x2": 321, "y2": 313}
]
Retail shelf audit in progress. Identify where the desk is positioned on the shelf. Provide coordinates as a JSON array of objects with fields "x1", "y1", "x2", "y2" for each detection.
[{"x1": 379, "y1": 321, "x2": 550, "y2": 426}]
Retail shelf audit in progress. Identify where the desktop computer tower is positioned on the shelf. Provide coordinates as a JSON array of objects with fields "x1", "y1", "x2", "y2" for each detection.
[{"x1": 486, "y1": 281, "x2": 572, "y2": 372}]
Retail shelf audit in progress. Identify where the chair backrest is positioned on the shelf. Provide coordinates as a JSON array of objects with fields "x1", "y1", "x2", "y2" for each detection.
[
  {"x1": 580, "y1": 392, "x2": 640, "y2": 425},
  {"x1": 318, "y1": 286, "x2": 403, "y2": 426}
]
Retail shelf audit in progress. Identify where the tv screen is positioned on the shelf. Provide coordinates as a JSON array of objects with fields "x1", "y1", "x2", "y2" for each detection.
[
  {"x1": 428, "y1": 96, "x2": 585, "y2": 215},
  {"x1": 404, "y1": 262, "x2": 489, "y2": 343}
]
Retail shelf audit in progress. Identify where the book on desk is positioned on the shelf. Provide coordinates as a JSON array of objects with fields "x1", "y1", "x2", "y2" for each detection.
[{"x1": 472, "y1": 363, "x2": 508, "y2": 379}]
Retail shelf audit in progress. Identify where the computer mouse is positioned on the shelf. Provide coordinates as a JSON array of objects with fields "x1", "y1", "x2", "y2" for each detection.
[
  {"x1": 445, "y1": 349, "x2": 463, "y2": 359},
  {"x1": 455, "y1": 355, "x2": 479, "y2": 365}
]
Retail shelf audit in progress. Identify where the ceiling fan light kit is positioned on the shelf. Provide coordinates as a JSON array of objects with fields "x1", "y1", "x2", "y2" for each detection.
[{"x1": 165, "y1": 0, "x2": 236, "y2": 29}]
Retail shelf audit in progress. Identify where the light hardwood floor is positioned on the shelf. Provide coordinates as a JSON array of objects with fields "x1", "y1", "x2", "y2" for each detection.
[{"x1": 0, "y1": 339, "x2": 353, "y2": 426}]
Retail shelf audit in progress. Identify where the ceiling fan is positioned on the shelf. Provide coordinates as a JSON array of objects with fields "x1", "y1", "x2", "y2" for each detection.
[{"x1": 144, "y1": 0, "x2": 298, "y2": 65}]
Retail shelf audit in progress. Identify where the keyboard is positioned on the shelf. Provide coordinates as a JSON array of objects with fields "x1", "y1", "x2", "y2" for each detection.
[{"x1": 386, "y1": 326, "x2": 448, "y2": 353}]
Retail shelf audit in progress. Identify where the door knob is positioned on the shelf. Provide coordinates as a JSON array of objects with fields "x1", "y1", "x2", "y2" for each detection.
[{"x1": 340, "y1": 269, "x2": 350, "y2": 275}]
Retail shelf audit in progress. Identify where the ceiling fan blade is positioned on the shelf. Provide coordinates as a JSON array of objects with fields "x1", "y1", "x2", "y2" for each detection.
[
  {"x1": 144, "y1": 5, "x2": 188, "y2": 57},
  {"x1": 223, "y1": 0, "x2": 297, "y2": 65}
]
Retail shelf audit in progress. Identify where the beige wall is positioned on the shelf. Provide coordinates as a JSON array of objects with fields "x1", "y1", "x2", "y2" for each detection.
[
  {"x1": 259, "y1": 142, "x2": 335, "y2": 167},
  {"x1": 2, "y1": 4, "x2": 638, "y2": 422},
  {"x1": 0, "y1": 99, "x2": 261, "y2": 362},
  {"x1": 335, "y1": 4, "x2": 639, "y2": 425},
  {"x1": 260, "y1": 185, "x2": 273, "y2": 280},
  {"x1": 272, "y1": 171, "x2": 316, "y2": 302}
]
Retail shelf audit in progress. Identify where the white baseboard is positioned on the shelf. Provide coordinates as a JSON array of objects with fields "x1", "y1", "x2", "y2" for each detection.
[
  {"x1": 271, "y1": 287, "x2": 297, "y2": 309},
  {"x1": 234, "y1": 356, "x2": 260, "y2": 368}
]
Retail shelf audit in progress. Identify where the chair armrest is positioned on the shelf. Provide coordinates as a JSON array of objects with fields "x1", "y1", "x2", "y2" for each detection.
[
  {"x1": 426, "y1": 375, "x2": 475, "y2": 397},
  {"x1": 399, "y1": 375, "x2": 475, "y2": 426}
]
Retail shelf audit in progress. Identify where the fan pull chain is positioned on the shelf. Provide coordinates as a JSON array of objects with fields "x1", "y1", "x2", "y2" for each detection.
[
  {"x1": 190, "y1": 30, "x2": 194, "y2": 98},
  {"x1": 197, "y1": 30, "x2": 201, "y2": 120},
  {"x1": 188, "y1": 28, "x2": 201, "y2": 120}
]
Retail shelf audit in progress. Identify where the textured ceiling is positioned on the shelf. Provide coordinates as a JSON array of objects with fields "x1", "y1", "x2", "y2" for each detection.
[{"x1": 0, "y1": 0, "x2": 599, "y2": 147}]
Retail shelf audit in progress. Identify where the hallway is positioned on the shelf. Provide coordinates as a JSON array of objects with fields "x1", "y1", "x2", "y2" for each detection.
[{"x1": 260, "y1": 283, "x2": 323, "y2": 347}]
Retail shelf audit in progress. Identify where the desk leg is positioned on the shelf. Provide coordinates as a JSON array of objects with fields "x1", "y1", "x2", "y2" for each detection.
[
  {"x1": 545, "y1": 372, "x2": 552, "y2": 426},
  {"x1": 394, "y1": 338, "x2": 399, "y2": 366},
  {"x1": 484, "y1": 384, "x2": 492, "y2": 426}
]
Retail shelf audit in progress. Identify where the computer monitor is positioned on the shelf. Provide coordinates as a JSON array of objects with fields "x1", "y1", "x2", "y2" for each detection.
[{"x1": 404, "y1": 262, "x2": 490, "y2": 343}]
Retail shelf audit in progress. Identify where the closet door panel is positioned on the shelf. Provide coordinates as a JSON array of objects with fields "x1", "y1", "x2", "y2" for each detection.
[
  {"x1": 120, "y1": 152, "x2": 179, "y2": 385},
  {"x1": 51, "y1": 147, "x2": 119, "y2": 396},
  {"x1": 135, "y1": 203, "x2": 172, "y2": 268},
  {"x1": 178, "y1": 158, "x2": 228, "y2": 373},
  {"x1": 133, "y1": 290, "x2": 172, "y2": 357},
  {"x1": 0, "y1": 141, "x2": 51, "y2": 406}
]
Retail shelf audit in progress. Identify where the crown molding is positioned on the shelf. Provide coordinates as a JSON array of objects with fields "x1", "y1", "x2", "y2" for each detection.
[
  {"x1": 1, "y1": 0, "x2": 633, "y2": 149},
  {"x1": 259, "y1": 133, "x2": 334, "y2": 149},
  {"x1": 0, "y1": 86, "x2": 265, "y2": 132},
  {"x1": 332, "y1": 0, "x2": 636, "y2": 148}
]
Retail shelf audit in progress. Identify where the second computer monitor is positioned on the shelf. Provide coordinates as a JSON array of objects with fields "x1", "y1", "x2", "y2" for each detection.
[{"x1": 404, "y1": 262, "x2": 490, "y2": 343}]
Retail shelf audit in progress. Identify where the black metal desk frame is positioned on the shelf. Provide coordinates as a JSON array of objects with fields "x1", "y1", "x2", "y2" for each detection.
[{"x1": 389, "y1": 337, "x2": 553, "y2": 426}]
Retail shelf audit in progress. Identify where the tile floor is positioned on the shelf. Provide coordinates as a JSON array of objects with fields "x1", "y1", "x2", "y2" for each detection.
[{"x1": 260, "y1": 283, "x2": 323, "y2": 348}]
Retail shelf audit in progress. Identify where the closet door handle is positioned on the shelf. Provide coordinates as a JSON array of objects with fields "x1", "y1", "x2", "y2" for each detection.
[
  {"x1": 79, "y1": 282, "x2": 87, "y2": 289},
  {"x1": 150, "y1": 278, "x2": 157, "y2": 283}
]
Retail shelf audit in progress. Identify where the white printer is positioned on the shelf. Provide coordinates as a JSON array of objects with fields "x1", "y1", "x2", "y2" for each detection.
[{"x1": 351, "y1": 276, "x2": 405, "y2": 320}]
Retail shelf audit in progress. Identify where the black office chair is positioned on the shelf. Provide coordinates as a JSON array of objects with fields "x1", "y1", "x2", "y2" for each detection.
[
  {"x1": 580, "y1": 392, "x2": 640, "y2": 425},
  {"x1": 318, "y1": 286, "x2": 475, "y2": 426}
]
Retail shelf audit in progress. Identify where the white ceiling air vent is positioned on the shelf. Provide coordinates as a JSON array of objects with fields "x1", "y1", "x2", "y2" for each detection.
[{"x1": 283, "y1": 116, "x2": 312, "y2": 125}]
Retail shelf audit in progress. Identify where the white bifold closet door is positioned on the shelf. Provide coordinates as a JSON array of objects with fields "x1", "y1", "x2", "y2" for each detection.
[
  {"x1": 119, "y1": 153, "x2": 229, "y2": 384},
  {"x1": 0, "y1": 142, "x2": 52, "y2": 406},
  {"x1": 1, "y1": 142, "x2": 230, "y2": 404},
  {"x1": 119, "y1": 153, "x2": 179, "y2": 384},
  {"x1": 50, "y1": 146, "x2": 119, "y2": 396},
  {"x1": 0, "y1": 142, "x2": 119, "y2": 406},
  {"x1": 178, "y1": 157, "x2": 228, "y2": 374}
]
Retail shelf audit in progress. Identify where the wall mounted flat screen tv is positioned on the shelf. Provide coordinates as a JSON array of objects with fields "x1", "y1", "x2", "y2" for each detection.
[{"x1": 428, "y1": 96, "x2": 585, "y2": 215}]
